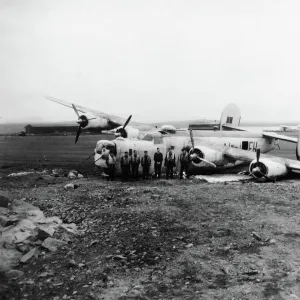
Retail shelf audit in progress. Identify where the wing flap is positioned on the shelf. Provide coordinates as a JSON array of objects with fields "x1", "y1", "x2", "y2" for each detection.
[{"x1": 223, "y1": 147, "x2": 257, "y2": 162}]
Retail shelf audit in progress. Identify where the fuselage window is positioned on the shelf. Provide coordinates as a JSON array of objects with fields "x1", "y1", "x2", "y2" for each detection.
[
  {"x1": 142, "y1": 134, "x2": 154, "y2": 141},
  {"x1": 242, "y1": 141, "x2": 248, "y2": 150}
]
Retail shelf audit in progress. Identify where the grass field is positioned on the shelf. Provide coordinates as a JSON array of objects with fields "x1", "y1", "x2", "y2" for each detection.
[{"x1": 0, "y1": 135, "x2": 114, "y2": 170}]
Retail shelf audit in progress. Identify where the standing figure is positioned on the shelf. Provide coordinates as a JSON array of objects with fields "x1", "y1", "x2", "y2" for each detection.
[
  {"x1": 141, "y1": 151, "x2": 151, "y2": 179},
  {"x1": 130, "y1": 150, "x2": 140, "y2": 180},
  {"x1": 120, "y1": 151, "x2": 131, "y2": 181},
  {"x1": 154, "y1": 148, "x2": 163, "y2": 178},
  {"x1": 106, "y1": 152, "x2": 116, "y2": 181},
  {"x1": 179, "y1": 148, "x2": 190, "y2": 179},
  {"x1": 165, "y1": 148, "x2": 176, "y2": 179}
]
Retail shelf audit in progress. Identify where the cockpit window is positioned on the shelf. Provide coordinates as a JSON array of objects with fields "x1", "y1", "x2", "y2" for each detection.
[
  {"x1": 141, "y1": 134, "x2": 154, "y2": 141},
  {"x1": 138, "y1": 133, "x2": 146, "y2": 140}
]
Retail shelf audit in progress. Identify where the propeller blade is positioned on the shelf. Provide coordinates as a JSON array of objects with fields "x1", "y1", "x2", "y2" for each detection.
[
  {"x1": 75, "y1": 125, "x2": 81, "y2": 144},
  {"x1": 189, "y1": 129, "x2": 195, "y2": 149},
  {"x1": 81, "y1": 153, "x2": 95, "y2": 164},
  {"x1": 72, "y1": 104, "x2": 80, "y2": 118},
  {"x1": 94, "y1": 156, "x2": 103, "y2": 164},
  {"x1": 200, "y1": 157, "x2": 217, "y2": 168},
  {"x1": 256, "y1": 148, "x2": 260, "y2": 163},
  {"x1": 257, "y1": 170, "x2": 276, "y2": 183},
  {"x1": 123, "y1": 115, "x2": 132, "y2": 129}
]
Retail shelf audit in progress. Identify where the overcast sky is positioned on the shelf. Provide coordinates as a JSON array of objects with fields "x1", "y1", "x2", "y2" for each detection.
[{"x1": 1, "y1": 0, "x2": 300, "y2": 123}]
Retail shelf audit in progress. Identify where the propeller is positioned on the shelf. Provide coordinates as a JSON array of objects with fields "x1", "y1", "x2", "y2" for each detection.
[
  {"x1": 189, "y1": 129, "x2": 216, "y2": 168},
  {"x1": 75, "y1": 126, "x2": 82, "y2": 144},
  {"x1": 71, "y1": 104, "x2": 96, "y2": 144},
  {"x1": 250, "y1": 148, "x2": 275, "y2": 182},
  {"x1": 116, "y1": 115, "x2": 132, "y2": 138}
]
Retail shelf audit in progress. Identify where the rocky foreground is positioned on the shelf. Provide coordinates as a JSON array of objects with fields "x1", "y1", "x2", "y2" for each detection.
[{"x1": 1, "y1": 170, "x2": 300, "y2": 299}]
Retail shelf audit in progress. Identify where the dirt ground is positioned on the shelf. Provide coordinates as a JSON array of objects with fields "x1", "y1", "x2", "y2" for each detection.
[{"x1": 2, "y1": 170, "x2": 300, "y2": 300}]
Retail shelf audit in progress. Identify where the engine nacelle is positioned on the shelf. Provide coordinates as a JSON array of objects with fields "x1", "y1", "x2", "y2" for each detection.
[
  {"x1": 249, "y1": 158, "x2": 288, "y2": 178},
  {"x1": 114, "y1": 126, "x2": 140, "y2": 138},
  {"x1": 159, "y1": 125, "x2": 176, "y2": 134},
  {"x1": 190, "y1": 146, "x2": 223, "y2": 166},
  {"x1": 84, "y1": 115, "x2": 109, "y2": 130}
]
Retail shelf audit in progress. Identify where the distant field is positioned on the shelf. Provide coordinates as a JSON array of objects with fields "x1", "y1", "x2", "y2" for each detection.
[
  {"x1": 0, "y1": 135, "x2": 114, "y2": 170},
  {"x1": 0, "y1": 132, "x2": 298, "y2": 171}
]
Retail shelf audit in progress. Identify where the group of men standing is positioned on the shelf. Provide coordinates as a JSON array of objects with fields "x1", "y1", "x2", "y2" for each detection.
[{"x1": 105, "y1": 147, "x2": 191, "y2": 181}]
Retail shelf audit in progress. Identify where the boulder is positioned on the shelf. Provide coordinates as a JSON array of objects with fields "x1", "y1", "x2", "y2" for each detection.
[
  {"x1": 52, "y1": 169, "x2": 63, "y2": 177},
  {"x1": 68, "y1": 172, "x2": 77, "y2": 179},
  {"x1": 60, "y1": 223, "x2": 77, "y2": 235},
  {"x1": 64, "y1": 183, "x2": 79, "y2": 190},
  {"x1": 16, "y1": 243, "x2": 30, "y2": 253},
  {"x1": 5, "y1": 269, "x2": 24, "y2": 279},
  {"x1": 64, "y1": 183, "x2": 74, "y2": 190},
  {"x1": 77, "y1": 174, "x2": 84, "y2": 179},
  {"x1": 2, "y1": 219, "x2": 36, "y2": 244},
  {"x1": 37, "y1": 225, "x2": 55, "y2": 240},
  {"x1": 70, "y1": 170, "x2": 78, "y2": 176},
  {"x1": 42, "y1": 238, "x2": 67, "y2": 252},
  {"x1": 0, "y1": 216, "x2": 17, "y2": 227},
  {"x1": 0, "y1": 248, "x2": 22, "y2": 272},
  {"x1": 20, "y1": 247, "x2": 37, "y2": 263}
]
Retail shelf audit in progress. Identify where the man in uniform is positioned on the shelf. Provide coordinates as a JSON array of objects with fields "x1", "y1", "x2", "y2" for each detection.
[
  {"x1": 130, "y1": 150, "x2": 140, "y2": 180},
  {"x1": 106, "y1": 152, "x2": 116, "y2": 181},
  {"x1": 165, "y1": 148, "x2": 176, "y2": 179},
  {"x1": 141, "y1": 150, "x2": 151, "y2": 179},
  {"x1": 120, "y1": 151, "x2": 131, "y2": 181},
  {"x1": 154, "y1": 148, "x2": 163, "y2": 178},
  {"x1": 179, "y1": 148, "x2": 190, "y2": 179}
]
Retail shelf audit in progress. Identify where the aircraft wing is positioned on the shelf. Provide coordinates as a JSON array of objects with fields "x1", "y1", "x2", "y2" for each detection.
[
  {"x1": 222, "y1": 124, "x2": 298, "y2": 143},
  {"x1": 262, "y1": 132, "x2": 298, "y2": 143},
  {"x1": 285, "y1": 161, "x2": 300, "y2": 171},
  {"x1": 46, "y1": 96, "x2": 136, "y2": 127},
  {"x1": 223, "y1": 147, "x2": 300, "y2": 172},
  {"x1": 223, "y1": 147, "x2": 264, "y2": 163}
]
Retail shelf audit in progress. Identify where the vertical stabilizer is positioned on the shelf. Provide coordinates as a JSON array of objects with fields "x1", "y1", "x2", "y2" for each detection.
[{"x1": 219, "y1": 103, "x2": 241, "y2": 130}]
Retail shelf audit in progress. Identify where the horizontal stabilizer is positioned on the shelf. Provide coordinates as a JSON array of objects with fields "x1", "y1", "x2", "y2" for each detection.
[{"x1": 222, "y1": 124, "x2": 247, "y2": 131}]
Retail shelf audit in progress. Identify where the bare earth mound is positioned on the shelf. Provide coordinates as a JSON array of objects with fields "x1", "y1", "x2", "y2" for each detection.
[{"x1": 1, "y1": 172, "x2": 300, "y2": 299}]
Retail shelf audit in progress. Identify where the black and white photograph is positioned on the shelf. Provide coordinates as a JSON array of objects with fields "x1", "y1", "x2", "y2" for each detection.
[{"x1": 1, "y1": 1, "x2": 300, "y2": 299}]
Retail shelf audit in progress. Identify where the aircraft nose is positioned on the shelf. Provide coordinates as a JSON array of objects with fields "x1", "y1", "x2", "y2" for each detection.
[{"x1": 94, "y1": 154, "x2": 107, "y2": 167}]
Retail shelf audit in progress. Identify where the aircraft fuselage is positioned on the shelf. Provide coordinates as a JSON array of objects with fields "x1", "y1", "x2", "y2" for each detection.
[{"x1": 94, "y1": 131, "x2": 276, "y2": 175}]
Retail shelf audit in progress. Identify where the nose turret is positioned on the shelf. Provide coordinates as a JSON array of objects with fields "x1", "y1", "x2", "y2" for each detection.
[{"x1": 94, "y1": 140, "x2": 116, "y2": 168}]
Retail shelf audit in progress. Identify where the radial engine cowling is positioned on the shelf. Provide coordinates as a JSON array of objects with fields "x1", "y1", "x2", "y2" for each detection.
[
  {"x1": 115, "y1": 126, "x2": 139, "y2": 138},
  {"x1": 189, "y1": 146, "x2": 223, "y2": 166},
  {"x1": 249, "y1": 158, "x2": 288, "y2": 178}
]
